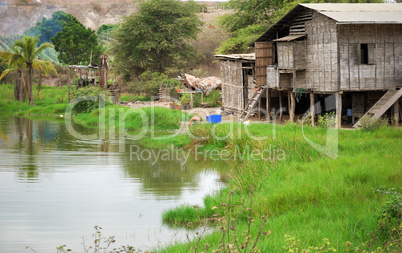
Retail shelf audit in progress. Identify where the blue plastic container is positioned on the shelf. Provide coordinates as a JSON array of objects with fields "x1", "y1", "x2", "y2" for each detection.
[{"x1": 206, "y1": 114, "x2": 222, "y2": 123}]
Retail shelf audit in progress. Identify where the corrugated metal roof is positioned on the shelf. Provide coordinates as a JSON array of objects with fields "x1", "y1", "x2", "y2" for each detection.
[
  {"x1": 214, "y1": 53, "x2": 255, "y2": 61},
  {"x1": 273, "y1": 34, "x2": 305, "y2": 42},
  {"x1": 254, "y1": 3, "x2": 402, "y2": 44},
  {"x1": 301, "y1": 3, "x2": 402, "y2": 23}
]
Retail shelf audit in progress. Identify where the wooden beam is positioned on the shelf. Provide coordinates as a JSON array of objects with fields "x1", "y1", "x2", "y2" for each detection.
[
  {"x1": 310, "y1": 91, "x2": 315, "y2": 126},
  {"x1": 288, "y1": 90, "x2": 295, "y2": 123},
  {"x1": 190, "y1": 93, "x2": 193, "y2": 109},
  {"x1": 266, "y1": 88, "x2": 271, "y2": 122},
  {"x1": 336, "y1": 92, "x2": 342, "y2": 128},
  {"x1": 394, "y1": 98, "x2": 400, "y2": 127}
]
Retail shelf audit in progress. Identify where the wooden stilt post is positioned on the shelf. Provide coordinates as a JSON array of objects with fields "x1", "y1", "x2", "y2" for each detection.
[
  {"x1": 336, "y1": 92, "x2": 342, "y2": 128},
  {"x1": 279, "y1": 91, "x2": 283, "y2": 122},
  {"x1": 310, "y1": 91, "x2": 315, "y2": 126},
  {"x1": 201, "y1": 92, "x2": 203, "y2": 104},
  {"x1": 394, "y1": 98, "x2": 400, "y2": 126},
  {"x1": 288, "y1": 90, "x2": 295, "y2": 123},
  {"x1": 190, "y1": 92, "x2": 193, "y2": 109},
  {"x1": 266, "y1": 88, "x2": 271, "y2": 122}
]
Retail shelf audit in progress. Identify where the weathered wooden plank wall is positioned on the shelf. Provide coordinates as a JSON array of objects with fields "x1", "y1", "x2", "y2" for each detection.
[
  {"x1": 339, "y1": 24, "x2": 401, "y2": 91},
  {"x1": 220, "y1": 60, "x2": 243, "y2": 112},
  {"x1": 255, "y1": 42, "x2": 273, "y2": 86},
  {"x1": 304, "y1": 12, "x2": 338, "y2": 92}
]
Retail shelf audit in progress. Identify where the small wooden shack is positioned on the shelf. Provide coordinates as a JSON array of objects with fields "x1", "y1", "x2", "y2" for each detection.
[
  {"x1": 219, "y1": 3, "x2": 402, "y2": 127},
  {"x1": 214, "y1": 54, "x2": 256, "y2": 113}
]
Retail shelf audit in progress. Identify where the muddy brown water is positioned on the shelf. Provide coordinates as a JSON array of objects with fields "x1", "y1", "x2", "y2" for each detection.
[{"x1": 0, "y1": 116, "x2": 226, "y2": 252}]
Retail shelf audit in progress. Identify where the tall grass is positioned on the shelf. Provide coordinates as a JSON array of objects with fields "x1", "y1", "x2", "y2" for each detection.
[{"x1": 158, "y1": 123, "x2": 402, "y2": 252}]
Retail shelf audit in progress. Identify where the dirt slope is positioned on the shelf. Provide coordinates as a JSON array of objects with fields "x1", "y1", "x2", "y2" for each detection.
[{"x1": 0, "y1": 2, "x2": 137, "y2": 36}]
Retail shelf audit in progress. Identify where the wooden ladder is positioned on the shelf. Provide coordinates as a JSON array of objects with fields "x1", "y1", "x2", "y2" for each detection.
[
  {"x1": 238, "y1": 86, "x2": 266, "y2": 122},
  {"x1": 353, "y1": 88, "x2": 402, "y2": 128}
]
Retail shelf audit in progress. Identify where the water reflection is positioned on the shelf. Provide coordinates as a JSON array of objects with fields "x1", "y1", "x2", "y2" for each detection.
[{"x1": 0, "y1": 115, "x2": 229, "y2": 252}]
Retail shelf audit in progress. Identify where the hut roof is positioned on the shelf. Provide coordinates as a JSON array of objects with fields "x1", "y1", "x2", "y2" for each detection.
[{"x1": 254, "y1": 3, "x2": 402, "y2": 44}]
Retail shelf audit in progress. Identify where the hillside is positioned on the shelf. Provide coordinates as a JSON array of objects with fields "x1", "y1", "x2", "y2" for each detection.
[{"x1": 0, "y1": 2, "x2": 137, "y2": 37}]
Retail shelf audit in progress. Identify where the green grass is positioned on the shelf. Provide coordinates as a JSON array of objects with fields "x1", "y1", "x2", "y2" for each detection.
[
  {"x1": 156, "y1": 123, "x2": 401, "y2": 252},
  {"x1": 0, "y1": 84, "x2": 191, "y2": 131},
  {"x1": 121, "y1": 94, "x2": 151, "y2": 102}
]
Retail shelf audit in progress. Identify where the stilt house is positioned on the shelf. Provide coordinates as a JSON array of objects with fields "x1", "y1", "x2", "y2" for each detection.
[{"x1": 218, "y1": 3, "x2": 402, "y2": 127}]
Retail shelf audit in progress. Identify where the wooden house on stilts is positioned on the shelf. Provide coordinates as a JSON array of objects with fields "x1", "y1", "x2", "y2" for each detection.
[{"x1": 216, "y1": 3, "x2": 402, "y2": 127}]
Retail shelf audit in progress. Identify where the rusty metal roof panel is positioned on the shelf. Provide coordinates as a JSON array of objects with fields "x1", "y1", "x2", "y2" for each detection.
[{"x1": 273, "y1": 34, "x2": 305, "y2": 42}]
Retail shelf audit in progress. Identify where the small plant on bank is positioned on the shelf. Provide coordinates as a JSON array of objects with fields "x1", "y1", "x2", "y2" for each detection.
[
  {"x1": 359, "y1": 116, "x2": 389, "y2": 131},
  {"x1": 283, "y1": 235, "x2": 336, "y2": 253},
  {"x1": 184, "y1": 190, "x2": 271, "y2": 253},
  {"x1": 56, "y1": 226, "x2": 144, "y2": 253}
]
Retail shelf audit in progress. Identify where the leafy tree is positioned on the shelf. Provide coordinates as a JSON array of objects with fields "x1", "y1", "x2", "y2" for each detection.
[
  {"x1": 51, "y1": 22, "x2": 103, "y2": 65},
  {"x1": 2, "y1": 35, "x2": 58, "y2": 106},
  {"x1": 24, "y1": 11, "x2": 79, "y2": 44},
  {"x1": 110, "y1": 0, "x2": 202, "y2": 79}
]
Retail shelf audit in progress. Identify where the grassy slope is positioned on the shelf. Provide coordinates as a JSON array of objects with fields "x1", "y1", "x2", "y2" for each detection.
[{"x1": 151, "y1": 123, "x2": 401, "y2": 252}]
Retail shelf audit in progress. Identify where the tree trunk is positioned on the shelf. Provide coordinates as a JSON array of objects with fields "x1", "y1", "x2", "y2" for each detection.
[
  {"x1": 14, "y1": 78, "x2": 19, "y2": 101},
  {"x1": 17, "y1": 70, "x2": 25, "y2": 102},
  {"x1": 28, "y1": 67, "x2": 34, "y2": 106},
  {"x1": 37, "y1": 71, "x2": 42, "y2": 92}
]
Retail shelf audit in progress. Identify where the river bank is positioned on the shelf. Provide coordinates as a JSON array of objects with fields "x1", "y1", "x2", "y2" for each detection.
[{"x1": 151, "y1": 123, "x2": 402, "y2": 252}]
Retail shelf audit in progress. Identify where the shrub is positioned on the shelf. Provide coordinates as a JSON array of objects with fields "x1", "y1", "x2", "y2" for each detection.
[
  {"x1": 129, "y1": 71, "x2": 180, "y2": 97},
  {"x1": 360, "y1": 116, "x2": 389, "y2": 131},
  {"x1": 317, "y1": 112, "x2": 336, "y2": 128},
  {"x1": 70, "y1": 86, "x2": 110, "y2": 113},
  {"x1": 204, "y1": 90, "x2": 221, "y2": 107}
]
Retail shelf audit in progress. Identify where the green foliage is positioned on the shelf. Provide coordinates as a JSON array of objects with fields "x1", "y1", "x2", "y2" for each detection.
[
  {"x1": 70, "y1": 86, "x2": 110, "y2": 113},
  {"x1": 0, "y1": 35, "x2": 59, "y2": 64},
  {"x1": 111, "y1": 0, "x2": 202, "y2": 78},
  {"x1": 24, "y1": 11, "x2": 77, "y2": 44},
  {"x1": 51, "y1": 18, "x2": 103, "y2": 65},
  {"x1": 216, "y1": 24, "x2": 266, "y2": 54},
  {"x1": 129, "y1": 71, "x2": 180, "y2": 96},
  {"x1": 204, "y1": 90, "x2": 222, "y2": 107},
  {"x1": 120, "y1": 94, "x2": 151, "y2": 102},
  {"x1": 317, "y1": 112, "x2": 336, "y2": 128},
  {"x1": 283, "y1": 235, "x2": 336, "y2": 253},
  {"x1": 360, "y1": 116, "x2": 389, "y2": 131}
]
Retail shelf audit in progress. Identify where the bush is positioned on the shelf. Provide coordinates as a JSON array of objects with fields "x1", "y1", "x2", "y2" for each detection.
[
  {"x1": 204, "y1": 90, "x2": 221, "y2": 107},
  {"x1": 70, "y1": 86, "x2": 110, "y2": 113},
  {"x1": 129, "y1": 71, "x2": 180, "y2": 97},
  {"x1": 360, "y1": 116, "x2": 389, "y2": 131},
  {"x1": 317, "y1": 111, "x2": 336, "y2": 128}
]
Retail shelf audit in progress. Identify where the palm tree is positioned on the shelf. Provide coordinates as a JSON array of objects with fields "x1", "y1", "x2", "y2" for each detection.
[
  {"x1": 9, "y1": 35, "x2": 57, "y2": 106},
  {"x1": 0, "y1": 47, "x2": 25, "y2": 102}
]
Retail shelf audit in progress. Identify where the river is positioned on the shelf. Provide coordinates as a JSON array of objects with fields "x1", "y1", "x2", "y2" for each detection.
[{"x1": 0, "y1": 116, "x2": 226, "y2": 252}]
